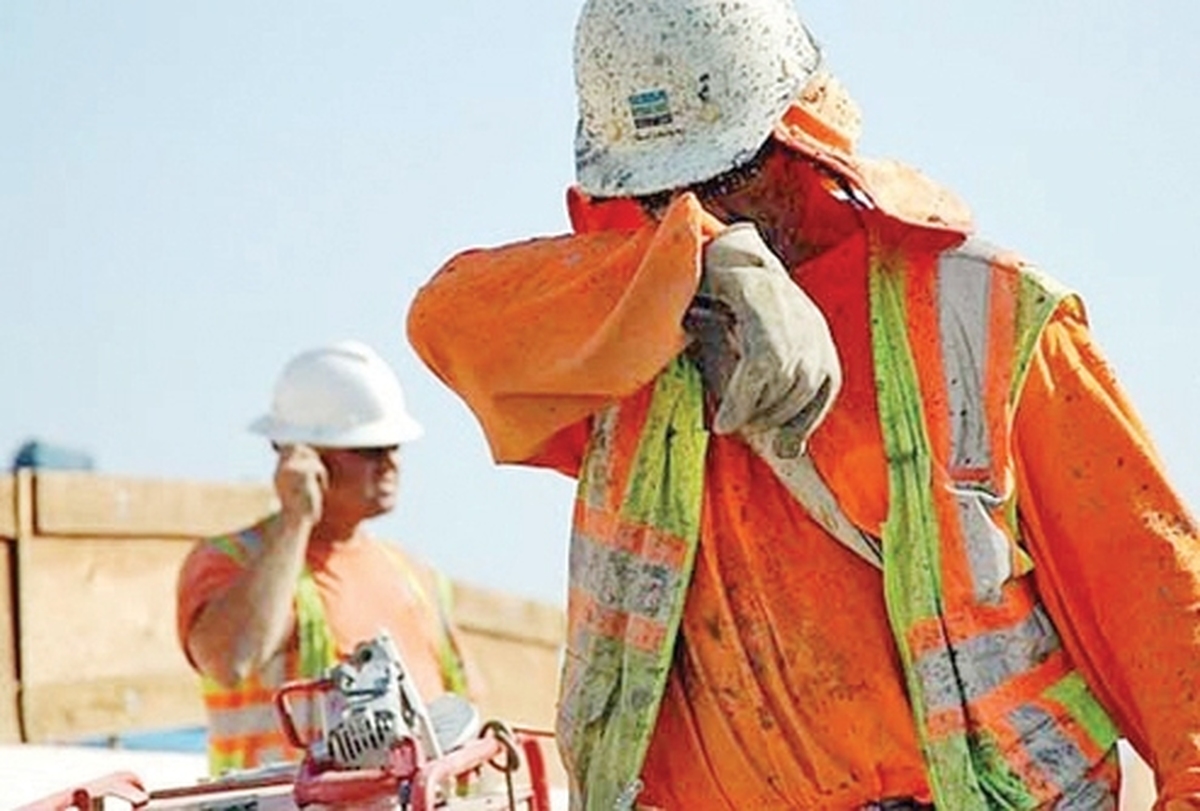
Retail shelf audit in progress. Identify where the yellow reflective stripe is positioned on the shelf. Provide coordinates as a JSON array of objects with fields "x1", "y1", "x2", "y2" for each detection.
[
  {"x1": 209, "y1": 748, "x2": 242, "y2": 776},
  {"x1": 207, "y1": 526, "x2": 262, "y2": 566},
  {"x1": 433, "y1": 571, "x2": 469, "y2": 696},
  {"x1": 1045, "y1": 671, "x2": 1120, "y2": 752},
  {"x1": 295, "y1": 567, "x2": 336, "y2": 677},
  {"x1": 560, "y1": 357, "x2": 708, "y2": 811}
]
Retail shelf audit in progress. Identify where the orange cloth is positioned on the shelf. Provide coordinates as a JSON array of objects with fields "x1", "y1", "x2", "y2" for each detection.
[
  {"x1": 409, "y1": 195, "x2": 721, "y2": 465},
  {"x1": 408, "y1": 191, "x2": 1200, "y2": 808},
  {"x1": 177, "y1": 521, "x2": 449, "y2": 701}
]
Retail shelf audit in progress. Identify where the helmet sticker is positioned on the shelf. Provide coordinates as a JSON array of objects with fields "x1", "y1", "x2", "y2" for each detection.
[{"x1": 629, "y1": 89, "x2": 673, "y2": 130}]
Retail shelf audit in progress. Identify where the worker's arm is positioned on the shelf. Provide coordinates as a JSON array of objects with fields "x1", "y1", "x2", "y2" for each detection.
[
  {"x1": 407, "y1": 194, "x2": 721, "y2": 466},
  {"x1": 183, "y1": 446, "x2": 324, "y2": 687},
  {"x1": 1013, "y1": 306, "x2": 1200, "y2": 808}
]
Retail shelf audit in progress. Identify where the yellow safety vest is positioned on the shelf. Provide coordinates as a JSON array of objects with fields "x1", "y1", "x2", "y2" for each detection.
[{"x1": 200, "y1": 527, "x2": 468, "y2": 776}]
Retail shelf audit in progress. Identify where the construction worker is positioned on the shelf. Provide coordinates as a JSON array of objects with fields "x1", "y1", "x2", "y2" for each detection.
[
  {"x1": 176, "y1": 340, "x2": 476, "y2": 775},
  {"x1": 407, "y1": 0, "x2": 1200, "y2": 809}
]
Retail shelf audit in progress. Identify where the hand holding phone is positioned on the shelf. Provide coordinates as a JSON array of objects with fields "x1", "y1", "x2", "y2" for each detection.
[{"x1": 274, "y1": 443, "x2": 328, "y2": 525}]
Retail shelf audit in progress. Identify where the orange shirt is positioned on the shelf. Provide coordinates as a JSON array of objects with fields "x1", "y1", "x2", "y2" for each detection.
[
  {"x1": 177, "y1": 522, "x2": 449, "y2": 702},
  {"x1": 409, "y1": 193, "x2": 1200, "y2": 807}
]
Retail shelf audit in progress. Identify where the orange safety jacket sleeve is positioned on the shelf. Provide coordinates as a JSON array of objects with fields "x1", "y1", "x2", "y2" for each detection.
[
  {"x1": 176, "y1": 538, "x2": 259, "y2": 672},
  {"x1": 407, "y1": 194, "x2": 723, "y2": 467},
  {"x1": 1014, "y1": 305, "x2": 1200, "y2": 808}
]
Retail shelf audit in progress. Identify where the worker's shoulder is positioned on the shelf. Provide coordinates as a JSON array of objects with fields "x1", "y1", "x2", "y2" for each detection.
[
  {"x1": 192, "y1": 514, "x2": 275, "y2": 565},
  {"x1": 941, "y1": 235, "x2": 1073, "y2": 298}
]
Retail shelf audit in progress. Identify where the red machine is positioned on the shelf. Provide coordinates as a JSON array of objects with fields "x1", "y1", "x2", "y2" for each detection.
[{"x1": 20, "y1": 633, "x2": 553, "y2": 811}]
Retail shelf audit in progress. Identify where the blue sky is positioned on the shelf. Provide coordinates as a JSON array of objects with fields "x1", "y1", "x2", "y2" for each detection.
[{"x1": 3, "y1": 3, "x2": 1198, "y2": 606}]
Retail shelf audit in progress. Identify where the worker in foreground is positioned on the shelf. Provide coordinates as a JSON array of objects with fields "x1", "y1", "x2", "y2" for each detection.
[
  {"x1": 408, "y1": 1, "x2": 1200, "y2": 808},
  {"x1": 176, "y1": 340, "x2": 477, "y2": 775}
]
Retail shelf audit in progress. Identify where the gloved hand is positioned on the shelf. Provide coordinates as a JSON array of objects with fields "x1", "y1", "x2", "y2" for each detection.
[{"x1": 684, "y1": 222, "x2": 842, "y2": 450}]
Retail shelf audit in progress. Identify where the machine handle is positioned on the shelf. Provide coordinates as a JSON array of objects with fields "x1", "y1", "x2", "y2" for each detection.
[{"x1": 274, "y1": 676, "x2": 333, "y2": 748}]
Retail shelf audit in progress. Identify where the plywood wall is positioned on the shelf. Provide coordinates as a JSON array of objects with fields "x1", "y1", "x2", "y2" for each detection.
[
  {"x1": 0, "y1": 475, "x2": 23, "y2": 742},
  {"x1": 2, "y1": 471, "x2": 280, "y2": 744}
]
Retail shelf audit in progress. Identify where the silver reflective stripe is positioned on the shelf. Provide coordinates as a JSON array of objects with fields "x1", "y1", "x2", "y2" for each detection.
[
  {"x1": 1054, "y1": 749, "x2": 1117, "y2": 811},
  {"x1": 1008, "y1": 704, "x2": 1094, "y2": 803},
  {"x1": 913, "y1": 605, "x2": 1061, "y2": 711},
  {"x1": 951, "y1": 486, "x2": 1013, "y2": 604},
  {"x1": 1055, "y1": 776, "x2": 1116, "y2": 811},
  {"x1": 568, "y1": 529, "x2": 682, "y2": 624},
  {"x1": 938, "y1": 241, "x2": 1024, "y2": 601},
  {"x1": 210, "y1": 703, "x2": 285, "y2": 738},
  {"x1": 937, "y1": 242, "x2": 995, "y2": 474},
  {"x1": 579, "y1": 406, "x2": 620, "y2": 510}
]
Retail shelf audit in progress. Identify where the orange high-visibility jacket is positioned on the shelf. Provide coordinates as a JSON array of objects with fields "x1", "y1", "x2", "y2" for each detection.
[{"x1": 408, "y1": 173, "x2": 1200, "y2": 808}]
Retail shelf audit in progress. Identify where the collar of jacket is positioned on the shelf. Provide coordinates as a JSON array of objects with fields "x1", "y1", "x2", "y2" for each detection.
[{"x1": 771, "y1": 89, "x2": 974, "y2": 237}]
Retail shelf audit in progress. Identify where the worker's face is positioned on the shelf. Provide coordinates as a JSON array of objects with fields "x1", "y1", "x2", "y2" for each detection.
[
  {"x1": 696, "y1": 151, "x2": 803, "y2": 264},
  {"x1": 318, "y1": 445, "x2": 402, "y2": 521},
  {"x1": 674, "y1": 145, "x2": 834, "y2": 269}
]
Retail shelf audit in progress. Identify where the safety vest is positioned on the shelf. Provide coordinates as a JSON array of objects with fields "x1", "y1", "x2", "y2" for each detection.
[
  {"x1": 557, "y1": 235, "x2": 1120, "y2": 809},
  {"x1": 201, "y1": 525, "x2": 469, "y2": 776}
]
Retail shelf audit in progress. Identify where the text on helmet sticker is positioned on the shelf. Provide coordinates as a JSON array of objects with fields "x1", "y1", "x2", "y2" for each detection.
[{"x1": 629, "y1": 89, "x2": 673, "y2": 130}]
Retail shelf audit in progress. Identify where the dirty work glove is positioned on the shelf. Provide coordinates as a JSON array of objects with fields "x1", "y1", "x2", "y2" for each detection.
[{"x1": 684, "y1": 222, "x2": 842, "y2": 448}]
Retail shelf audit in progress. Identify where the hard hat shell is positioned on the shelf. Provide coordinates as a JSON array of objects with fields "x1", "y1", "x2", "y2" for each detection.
[
  {"x1": 249, "y1": 341, "x2": 424, "y2": 448},
  {"x1": 574, "y1": 0, "x2": 821, "y2": 198}
]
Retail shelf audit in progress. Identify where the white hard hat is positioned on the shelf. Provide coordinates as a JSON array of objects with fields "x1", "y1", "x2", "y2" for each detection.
[
  {"x1": 249, "y1": 341, "x2": 424, "y2": 448},
  {"x1": 574, "y1": 0, "x2": 822, "y2": 198}
]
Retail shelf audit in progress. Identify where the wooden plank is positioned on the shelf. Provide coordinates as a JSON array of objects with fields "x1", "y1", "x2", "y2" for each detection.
[
  {"x1": 0, "y1": 538, "x2": 18, "y2": 742},
  {"x1": 21, "y1": 673, "x2": 205, "y2": 743},
  {"x1": 451, "y1": 581, "x2": 565, "y2": 650},
  {"x1": 33, "y1": 471, "x2": 276, "y2": 539},
  {"x1": 0, "y1": 475, "x2": 15, "y2": 539},
  {"x1": 19, "y1": 537, "x2": 196, "y2": 686},
  {"x1": 15, "y1": 469, "x2": 34, "y2": 743},
  {"x1": 0, "y1": 683, "x2": 17, "y2": 744},
  {"x1": 17, "y1": 532, "x2": 208, "y2": 742},
  {"x1": 459, "y1": 630, "x2": 561, "y2": 731},
  {"x1": 0, "y1": 476, "x2": 19, "y2": 741}
]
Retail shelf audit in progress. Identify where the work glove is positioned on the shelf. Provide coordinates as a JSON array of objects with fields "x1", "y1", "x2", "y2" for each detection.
[{"x1": 684, "y1": 222, "x2": 842, "y2": 453}]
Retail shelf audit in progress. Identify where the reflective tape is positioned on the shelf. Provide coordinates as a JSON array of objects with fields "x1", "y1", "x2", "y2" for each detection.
[{"x1": 914, "y1": 606, "x2": 1061, "y2": 711}]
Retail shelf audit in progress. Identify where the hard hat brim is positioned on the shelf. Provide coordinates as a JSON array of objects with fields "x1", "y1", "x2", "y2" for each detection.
[
  {"x1": 575, "y1": 114, "x2": 782, "y2": 199},
  {"x1": 248, "y1": 412, "x2": 424, "y2": 448}
]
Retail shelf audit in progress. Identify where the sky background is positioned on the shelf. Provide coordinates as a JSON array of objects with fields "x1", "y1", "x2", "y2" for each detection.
[{"x1": 3, "y1": 2, "x2": 1198, "y2": 607}]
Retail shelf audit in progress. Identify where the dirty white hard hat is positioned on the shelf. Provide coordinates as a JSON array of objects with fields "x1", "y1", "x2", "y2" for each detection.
[
  {"x1": 249, "y1": 341, "x2": 424, "y2": 448},
  {"x1": 574, "y1": 0, "x2": 822, "y2": 198}
]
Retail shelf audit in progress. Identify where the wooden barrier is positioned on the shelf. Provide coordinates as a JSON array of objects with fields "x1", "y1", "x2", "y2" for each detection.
[
  {"x1": 0, "y1": 476, "x2": 18, "y2": 743},
  {"x1": 0, "y1": 471, "x2": 565, "y2": 753}
]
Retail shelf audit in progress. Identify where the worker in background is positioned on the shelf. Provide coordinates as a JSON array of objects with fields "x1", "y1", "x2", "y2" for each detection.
[
  {"x1": 407, "y1": 0, "x2": 1200, "y2": 808},
  {"x1": 176, "y1": 340, "x2": 477, "y2": 775}
]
